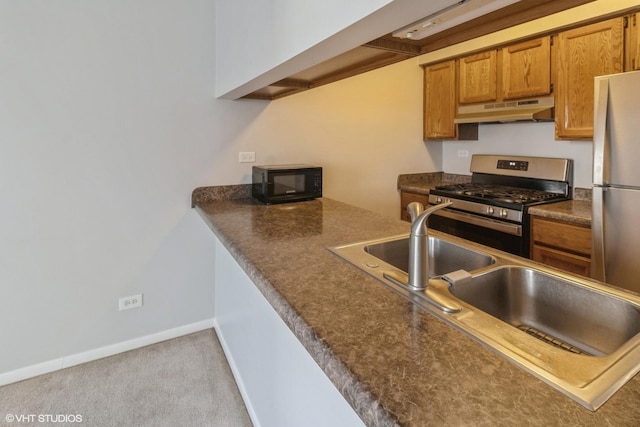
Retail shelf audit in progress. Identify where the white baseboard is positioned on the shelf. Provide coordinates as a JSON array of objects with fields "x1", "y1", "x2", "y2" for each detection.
[{"x1": 0, "y1": 318, "x2": 215, "y2": 387}]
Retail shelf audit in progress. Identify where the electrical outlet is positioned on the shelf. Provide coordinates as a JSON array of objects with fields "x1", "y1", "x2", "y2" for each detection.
[
  {"x1": 457, "y1": 150, "x2": 469, "y2": 158},
  {"x1": 119, "y1": 294, "x2": 143, "y2": 311},
  {"x1": 239, "y1": 151, "x2": 256, "y2": 163}
]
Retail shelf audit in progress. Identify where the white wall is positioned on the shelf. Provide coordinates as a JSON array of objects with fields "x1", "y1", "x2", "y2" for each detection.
[
  {"x1": 228, "y1": 58, "x2": 441, "y2": 218},
  {"x1": 0, "y1": 0, "x2": 436, "y2": 379},
  {"x1": 0, "y1": 0, "x2": 221, "y2": 376},
  {"x1": 442, "y1": 123, "x2": 593, "y2": 189},
  {"x1": 202, "y1": 57, "x2": 437, "y2": 218}
]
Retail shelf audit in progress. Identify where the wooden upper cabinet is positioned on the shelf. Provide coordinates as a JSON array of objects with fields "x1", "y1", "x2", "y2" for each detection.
[
  {"x1": 458, "y1": 50, "x2": 497, "y2": 104},
  {"x1": 457, "y1": 38, "x2": 551, "y2": 104},
  {"x1": 555, "y1": 17, "x2": 624, "y2": 140},
  {"x1": 424, "y1": 60, "x2": 458, "y2": 140},
  {"x1": 627, "y1": 13, "x2": 640, "y2": 71},
  {"x1": 424, "y1": 60, "x2": 478, "y2": 141},
  {"x1": 501, "y1": 36, "x2": 551, "y2": 99}
]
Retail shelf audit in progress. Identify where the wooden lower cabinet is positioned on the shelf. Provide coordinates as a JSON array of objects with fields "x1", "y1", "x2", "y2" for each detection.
[
  {"x1": 530, "y1": 216, "x2": 592, "y2": 277},
  {"x1": 400, "y1": 191, "x2": 428, "y2": 222}
]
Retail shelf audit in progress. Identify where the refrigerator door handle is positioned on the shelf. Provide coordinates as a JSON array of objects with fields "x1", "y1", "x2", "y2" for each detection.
[
  {"x1": 591, "y1": 186, "x2": 606, "y2": 281},
  {"x1": 593, "y1": 78, "x2": 609, "y2": 186}
]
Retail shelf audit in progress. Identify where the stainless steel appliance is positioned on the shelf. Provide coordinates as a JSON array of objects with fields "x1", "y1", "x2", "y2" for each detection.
[
  {"x1": 252, "y1": 164, "x2": 322, "y2": 204},
  {"x1": 592, "y1": 70, "x2": 640, "y2": 293},
  {"x1": 427, "y1": 155, "x2": 573, "y2": 257}
]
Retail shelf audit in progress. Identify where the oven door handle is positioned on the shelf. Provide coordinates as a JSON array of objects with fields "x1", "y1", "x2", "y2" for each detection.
[{"x1": 432, "y1": 209, "x2": 522, "y2": 237}]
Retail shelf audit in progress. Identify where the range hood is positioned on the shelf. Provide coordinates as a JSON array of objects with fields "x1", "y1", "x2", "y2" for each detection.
[{"x1": 454, "y1": 96, "x2": 554, "y2": 124}]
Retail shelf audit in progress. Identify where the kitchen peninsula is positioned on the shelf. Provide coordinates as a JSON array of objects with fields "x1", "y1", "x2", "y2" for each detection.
[{"x1": 193, "y1": 185, "x2": 640, "y2": 426}]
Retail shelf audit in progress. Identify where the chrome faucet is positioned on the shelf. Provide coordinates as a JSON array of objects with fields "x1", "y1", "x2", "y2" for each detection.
[
  {"x1": 407, "y1": 201, "x2": 453, "y2": 291},
  {"x1": 406, "y1": 201, "x2": 424, "y2": 223}
]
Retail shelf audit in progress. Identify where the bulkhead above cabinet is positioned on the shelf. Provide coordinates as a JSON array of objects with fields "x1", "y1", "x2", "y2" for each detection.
[{"x1": 239, "y1": 0, "x2": 593, "y2": 100}]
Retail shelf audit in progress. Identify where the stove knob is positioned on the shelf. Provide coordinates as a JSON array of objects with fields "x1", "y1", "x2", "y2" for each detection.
[
  {"x1": 499, "y1": 209, "x2": 509, "y2": 218},
  {"x1": 436, "y1": 197, "x2": 442, "y2": 203},
  {"x1": 487, "y1": 206, "x2": 495, "y2": 215}
]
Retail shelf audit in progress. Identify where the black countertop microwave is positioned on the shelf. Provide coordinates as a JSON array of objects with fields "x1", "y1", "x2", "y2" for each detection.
[{"x1": 252, "y1": 165, "x2": 322, "y2": 204}]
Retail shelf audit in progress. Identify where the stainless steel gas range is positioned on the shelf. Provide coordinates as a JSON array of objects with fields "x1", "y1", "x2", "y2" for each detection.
[{"x1": 427, "y1": 155, "x2": 573, "y2": 258}]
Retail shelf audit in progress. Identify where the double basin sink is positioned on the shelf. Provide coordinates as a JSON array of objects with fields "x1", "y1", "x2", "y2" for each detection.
[{"x1": 329, "y1": 232, "x2": 640, "y2": 410}]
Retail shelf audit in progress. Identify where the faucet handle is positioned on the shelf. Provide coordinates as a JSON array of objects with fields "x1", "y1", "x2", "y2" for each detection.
[
  {"x1": 406, "y1": 201, "x2": 425, "y2": 223},
  {"x1": 410, "y1": 201, "x2": 453, "y2": 237}
]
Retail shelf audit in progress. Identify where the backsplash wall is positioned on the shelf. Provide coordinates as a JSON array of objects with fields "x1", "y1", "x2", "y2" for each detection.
[{"x1": 442, "y1": 122, "x2": 593, "y2": 189}]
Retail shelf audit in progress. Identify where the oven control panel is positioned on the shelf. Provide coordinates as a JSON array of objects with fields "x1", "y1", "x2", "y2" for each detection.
[
  {"x1": 429, "y1": 194, "x2": 523, "y2": 223},
  {"x1": 497, "y1": 159, "x2": 529, "y2": 171}
]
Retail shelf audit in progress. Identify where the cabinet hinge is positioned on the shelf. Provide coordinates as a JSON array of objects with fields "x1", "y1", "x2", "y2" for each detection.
[
  {"x1": 550, "y1": 35, "x2": 554, "y2": 46},
  {"x1": 624, "y1": 16, "x2": 629, "y2": 29},
  {"x1": 550, "y1": 83, "x2": 554, "y2": 94}
]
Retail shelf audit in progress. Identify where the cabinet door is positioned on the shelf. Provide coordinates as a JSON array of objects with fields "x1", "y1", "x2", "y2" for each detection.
[
  {"x1": 531, "y1": 246, "x2": 592, "y2": 277},
  {"x1": 458, "y1": 50, "x2": 497, "y2": 104},
  {"x1": 424, "y1": 60, "x2": 457, "y2": 140},
  {"x1": 531, "y1": 217, "x2": 591, "y2": 256},
  {"x1": 627, "y1": 13, "x2": 640, "y2": 71},
  {"x1": 501, "y1": 36, "x2": 551, "y2": 99},
  {"x1": 530, "y1": 216, "x2": 591, "y2": 277},
  {"x1": 555, "y1": 17, "x2": 624, "y2": 140}
]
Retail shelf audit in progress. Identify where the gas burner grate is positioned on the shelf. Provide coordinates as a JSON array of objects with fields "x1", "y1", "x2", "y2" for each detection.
[{"x1": 434, "y1": 183, "x2": 566, "y2": 205}]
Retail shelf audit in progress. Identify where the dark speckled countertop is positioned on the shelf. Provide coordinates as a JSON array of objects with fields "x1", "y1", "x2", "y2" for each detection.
[
  {"x1": 396, "y1": 172, "x2": 471, "y2": 195},
  {"x1": 193, "y1": 186, "x2": 638, "y2": 426},
  {"x1": 528, "y1": 199, "x2": 592, "y2": 226}
]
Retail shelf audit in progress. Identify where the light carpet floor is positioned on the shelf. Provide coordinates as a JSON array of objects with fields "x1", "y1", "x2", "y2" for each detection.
[{"x1": 0, "y1": 329, "x2": 252, "y2": 426}]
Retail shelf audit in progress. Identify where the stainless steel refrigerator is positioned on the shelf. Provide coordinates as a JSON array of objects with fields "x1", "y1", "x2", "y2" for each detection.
[{"x1": 592, "y1": 70, "x2": 640, "y2": 293}]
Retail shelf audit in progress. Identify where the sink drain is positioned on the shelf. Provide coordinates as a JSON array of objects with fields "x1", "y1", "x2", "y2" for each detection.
[{"x1": 517, "y1": 325, "x2": 590, "y2": 356}]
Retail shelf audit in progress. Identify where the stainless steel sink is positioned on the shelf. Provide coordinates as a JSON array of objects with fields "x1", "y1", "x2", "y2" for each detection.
[
  {"x1": 363, "y1": 235, "x2": 495, "y2": 277},
  {"x1": 449, "y1": 266, "x2": 640, "y2": 357},
  {"x1": 440, "y1": 265, "x2": 640, "y2": 410},
  {"x1": 329, "y1": 233, "x2": 640, "y2": 410},
  {"x1": 330, "y1": 233, "x2": 495, "y2": 279}
]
